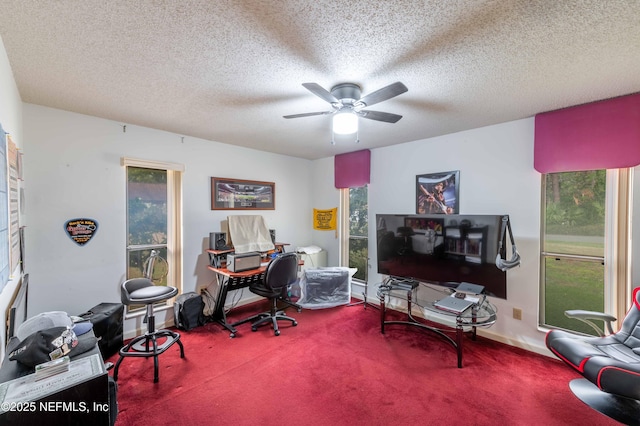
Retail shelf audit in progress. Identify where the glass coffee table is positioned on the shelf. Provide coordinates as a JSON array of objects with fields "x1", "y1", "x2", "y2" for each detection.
[{"x1": 377, "y1": 281, "x2": 497, "y2": 368}]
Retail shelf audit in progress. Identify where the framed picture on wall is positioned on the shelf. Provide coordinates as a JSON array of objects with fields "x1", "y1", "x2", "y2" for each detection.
[
  {"x1": 416, "y1": 170, "x2": 459, "y2": 214},
  {"x1": 211, "y1": 177, "x2": 275, "y2": 210}
]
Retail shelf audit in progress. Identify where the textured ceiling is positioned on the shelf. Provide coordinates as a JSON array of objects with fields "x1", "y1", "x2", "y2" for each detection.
[{"x1": 1, "y1": 1, "x2": 639, "y2": 160}]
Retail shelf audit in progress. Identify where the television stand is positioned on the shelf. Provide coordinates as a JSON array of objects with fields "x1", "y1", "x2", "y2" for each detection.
[{"x1": 377, "y1": 283, "x2": 496, "y2": 368}]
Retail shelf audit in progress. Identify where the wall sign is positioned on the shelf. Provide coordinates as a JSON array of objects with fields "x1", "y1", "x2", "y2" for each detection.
[
  {"x1": 64, "y1": 218, "x2": 98, "y2": 246},
  {"x1": 313, "y1": 208, "x2": 337, "y2": 231}
]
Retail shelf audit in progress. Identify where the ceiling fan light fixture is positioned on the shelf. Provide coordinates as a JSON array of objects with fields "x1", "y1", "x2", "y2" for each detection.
[{"x1": 332, "y1": 110, "x2": 358, "y2": 134}]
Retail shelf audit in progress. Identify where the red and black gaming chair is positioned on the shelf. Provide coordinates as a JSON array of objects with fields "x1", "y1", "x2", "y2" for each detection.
[{"x1": 545, "y1": 286, "x2": 640, "y2": 425}]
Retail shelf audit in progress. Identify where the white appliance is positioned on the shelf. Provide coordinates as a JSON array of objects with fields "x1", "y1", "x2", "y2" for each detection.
[{"x1": 297, "y1": 250, "x2": 327, "y2": 272}]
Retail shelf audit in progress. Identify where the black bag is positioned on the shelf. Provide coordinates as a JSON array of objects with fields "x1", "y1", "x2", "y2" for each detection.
[
  {"x1": 79, "y1": 303, "x2": 124, "y2": 359},
  {"x1": 174, "y1": 292, "x2": 205, "y2": 331}
]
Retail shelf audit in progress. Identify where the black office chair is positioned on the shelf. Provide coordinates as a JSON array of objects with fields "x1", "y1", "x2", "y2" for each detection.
[
  {"x1": 545, "y1": 286, "x2": 640, "y2": 425},
  {"x1": 113, "y1": 278, "x2": 185, "y2": 383},
  {"x1": 234, "y1": 253, "x2": 299, "y2": 336},
  {"x1": 395, "y1": 226, "x2": 414, "y2": 256}
]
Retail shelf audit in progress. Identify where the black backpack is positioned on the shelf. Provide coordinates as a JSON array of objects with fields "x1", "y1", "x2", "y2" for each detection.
[{"x1": 174, "y1": 292, "x2": 205, "y2": 331}]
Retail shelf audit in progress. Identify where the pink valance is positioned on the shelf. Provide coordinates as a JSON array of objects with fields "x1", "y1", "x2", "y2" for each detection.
[
  {"x1": 534, "y1": 93, "x2": 640, "y2": 173},
  {"x1": 334, "y1": 149, "x2": 370, "y2": 188}
]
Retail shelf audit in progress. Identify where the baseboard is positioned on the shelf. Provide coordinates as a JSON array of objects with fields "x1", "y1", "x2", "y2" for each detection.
[
  {"x1": 123, "y1": 293, "x2": 266, "y2": 340},
  {"x1": 474, "y1": 329, "x2": 552, "y2": 357}
]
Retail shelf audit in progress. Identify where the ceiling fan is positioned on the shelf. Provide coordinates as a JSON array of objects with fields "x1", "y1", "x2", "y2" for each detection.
[{"x1": 284, "y1": 82, "x2": 408, "y2": 140}]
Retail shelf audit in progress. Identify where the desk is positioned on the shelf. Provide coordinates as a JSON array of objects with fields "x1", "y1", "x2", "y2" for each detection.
[
  {"x1": 378, "y1": 282, "x2": 496, "y2": 368},
  {"x1": 207, "y1": 263, "x2": 267, "y2": 337},
  {"x1": 205, "y1": 243, "x2": 293, "y2": 338},
  {"x1": 207, "y1": 243, "x2": 289, "y2": 269}
]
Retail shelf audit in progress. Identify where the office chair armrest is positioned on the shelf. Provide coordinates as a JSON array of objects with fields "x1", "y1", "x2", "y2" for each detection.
[{"x1": 564, "y1": 309, "x2": 617, "y2": 336}]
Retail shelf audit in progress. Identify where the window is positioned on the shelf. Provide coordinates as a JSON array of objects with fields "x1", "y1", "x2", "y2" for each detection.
[
  {"x1": 123, "y1": 158, "x2": 183, "y2": 311},
  {"x1": 540, "y1": 169, "x2": 630, "y2": 335},
  {"x1": 340, "y1": 186, "x2": 368, "y2": 282}
]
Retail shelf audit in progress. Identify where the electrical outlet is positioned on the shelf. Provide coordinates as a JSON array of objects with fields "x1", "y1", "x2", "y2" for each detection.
[{"x1": 513, "y1": 308, "x2": 522, "y2": 320}]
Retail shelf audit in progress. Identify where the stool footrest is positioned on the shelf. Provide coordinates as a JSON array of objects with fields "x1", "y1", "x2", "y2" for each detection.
[
  {"x1": 113, "y1": 328, "x2": 184, "y2": 383},
  {"x1": 120, "y1": 330, "x2": 181, "y2": 357}
]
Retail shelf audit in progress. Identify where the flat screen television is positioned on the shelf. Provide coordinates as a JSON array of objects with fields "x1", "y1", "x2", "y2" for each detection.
[{"x1": 376, "y1": 214, "x2": 508, "y2": 299}]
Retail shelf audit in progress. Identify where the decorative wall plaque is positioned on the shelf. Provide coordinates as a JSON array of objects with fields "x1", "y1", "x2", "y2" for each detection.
[{"x1": 64, "y1": 218, "x2": 98, "y2": 246}]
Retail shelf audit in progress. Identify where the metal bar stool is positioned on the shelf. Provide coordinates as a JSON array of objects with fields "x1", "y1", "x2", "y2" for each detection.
[{"x1": 113, "y1": 278, "x2": 185, "y2": 383}]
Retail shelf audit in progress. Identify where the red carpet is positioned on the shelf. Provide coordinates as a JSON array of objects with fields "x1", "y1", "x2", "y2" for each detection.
[{"x1": 108, "y1": 302, "x2": 618, "y2": 425}]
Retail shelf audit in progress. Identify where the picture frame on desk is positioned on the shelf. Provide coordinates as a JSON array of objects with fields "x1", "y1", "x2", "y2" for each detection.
[
  {"x1": 416, "y1": 170, "x2": 459, "y2": 215},
  {"x1": 211, "y1": 177, "x2": 275, "y2": 210}
]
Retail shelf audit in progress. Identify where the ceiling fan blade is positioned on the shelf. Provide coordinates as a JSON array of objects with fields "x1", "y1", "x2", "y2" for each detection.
[
  {"x1": 302, "y1": 83, "x2": 338, "y2": 104},
  {"x1": 283, "y1": 111, "x2": 332, "y2": 119},
  {"x1": 359, "y1": 110, "x2": 403, "y2": 123},
  {"x1": 358, "y1": 82, "x2": 408, "y2": 107}
]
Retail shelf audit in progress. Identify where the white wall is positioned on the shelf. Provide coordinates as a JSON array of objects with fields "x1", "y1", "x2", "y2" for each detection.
[
  {"x1": 4, "y1": 29, "x2": 639, "y2": 355},
  {"x1": 311, "y1": 119, "x2": 553, "y2": 354},
  {"x1": 0, "y1": 35, "x2": 23, "y2": 357},
  {"x1": 17, "y1": 101, "x2": 549, "y2": 355},
  {"x1": 309, "y1": 157, "x2": 342, "y2": 266},
  {"x1": 21, "y1": 104, "x2": 314, "y2": 335}
]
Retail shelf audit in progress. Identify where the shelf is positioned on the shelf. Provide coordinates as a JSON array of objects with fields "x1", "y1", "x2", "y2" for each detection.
[{"x1": 444, "y1": 226, "x2": 487, "y2": 263}]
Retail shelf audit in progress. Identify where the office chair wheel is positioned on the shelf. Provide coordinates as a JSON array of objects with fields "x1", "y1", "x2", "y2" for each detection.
[
  {"x1": 275, "y1": 330, "x2": 280, "y2": 336},
  {"x1": 230, "y1": 332, "x2": 236, "y2": 338},
  {"x1": 293, "y1": 321, "x2": 298, "y2": 326},
  {"x1": 251, "y1": 326, "x2": 258, "y2": 332}
]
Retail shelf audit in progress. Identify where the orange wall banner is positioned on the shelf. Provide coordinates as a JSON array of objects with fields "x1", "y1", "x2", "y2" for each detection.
[{"x1": 313, "y1": 208, "x2": 337, "y2": 231}]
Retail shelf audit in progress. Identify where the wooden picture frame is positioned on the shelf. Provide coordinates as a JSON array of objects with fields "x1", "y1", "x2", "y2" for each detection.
[
  {"x1": 211, "y1": 177, "x2": 275, "y2": 210},
  {"x1": 416, "y1": 170, "x2": 459, "y2": 214}
]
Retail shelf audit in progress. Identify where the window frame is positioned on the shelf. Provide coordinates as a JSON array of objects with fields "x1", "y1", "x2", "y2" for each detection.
[
  {"x1": 122, "y1": 157, "x2": 183, "y2": 314},
  {"x1": 339, "y1": 186, "x2": 368, "y2": 284},
  {"x1": 539, "y1": 168, "x2": 631, "y2": 332}
]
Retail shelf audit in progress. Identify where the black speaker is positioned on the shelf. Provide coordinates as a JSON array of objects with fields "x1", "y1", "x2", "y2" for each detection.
[
  {"x1": 209, "y1": 232, "x2": 227, "y2": 250},
  {"x1": 269, "y1": 229, "x2": 276, "y2": 244}
]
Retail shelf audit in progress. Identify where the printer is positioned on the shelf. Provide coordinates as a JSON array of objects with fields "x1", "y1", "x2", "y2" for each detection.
[{"x1": 226, "y1": 251, "x2": 261, "y2": 272}]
